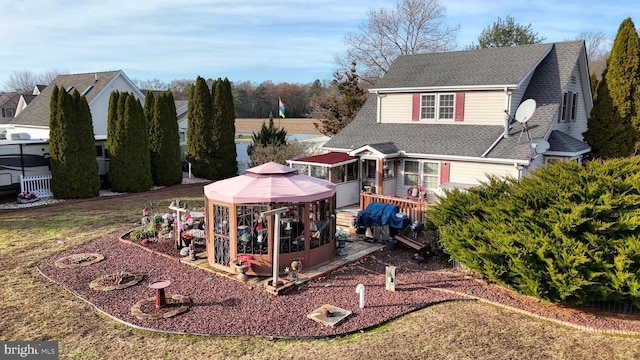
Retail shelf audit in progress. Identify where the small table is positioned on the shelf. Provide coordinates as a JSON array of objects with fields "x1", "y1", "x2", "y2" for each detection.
[{"x1": 149, "y1": 280, "x2": 171, "y2": 309}]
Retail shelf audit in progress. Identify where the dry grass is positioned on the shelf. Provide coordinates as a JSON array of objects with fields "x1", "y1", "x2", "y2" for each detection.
[
  {"x1": 235, "y1": 118, "x2": 322, "y2": 135},
  {"x1": 1, "y1": 185, "x2": 640, "y2": 359}
]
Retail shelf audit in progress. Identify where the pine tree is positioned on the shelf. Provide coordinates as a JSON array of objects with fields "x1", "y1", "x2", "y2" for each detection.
[
  {"x1": 607, "y1": 18, "x2": 640, "y2": 124},
  {"x1": 247, "y1": 113, "x2": 287, "y2": 156},
  {"x1": 312, "y1": 62, "x2": 367, "y2": 136},
  {"x1": 185, "y1": 76, "x2": 214, "y2": 178},
  {"x1": 585, "y1": 18, "x2": 640, "y2": 158},
  {"x1": 108, "y1": 92, "x2": 153, "y2": 192},
  {"x1": 149, "y1": 90, "x2": 182, "y2": 185},
  {"x1": 49, "y1": 88, "x2": 99, "y2": 198},
  {"x1": 211, "y1": 77, "x2": 238, "y2": 179},
  {"x1": 584, "y1": 72, "x2": 637, "y2": 158}
]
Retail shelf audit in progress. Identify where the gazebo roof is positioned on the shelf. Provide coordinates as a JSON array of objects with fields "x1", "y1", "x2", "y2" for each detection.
[{"x1": 204, "y1": 162, "x2": 337, "y2": 204}]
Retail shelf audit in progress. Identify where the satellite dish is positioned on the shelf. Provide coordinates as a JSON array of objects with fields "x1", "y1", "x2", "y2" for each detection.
[
  {"x1": 530, "y1": 138, "x2": 550, "y2": 155},
  {"x1": 515, "y1": 99, "x2": 536, "y2": 124}
]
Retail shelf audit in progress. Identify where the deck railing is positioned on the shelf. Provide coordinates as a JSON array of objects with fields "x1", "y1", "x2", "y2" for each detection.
[{"x1": 359, "y1": 192, "x2": 428, "y2": 224}]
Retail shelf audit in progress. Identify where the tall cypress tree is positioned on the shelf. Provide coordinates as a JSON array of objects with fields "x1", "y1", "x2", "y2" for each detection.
[
  {"x1": 607, "y1": 18, "x2": 640, "y2": 124},
  {"x1": 584, "y1": 72, "x2": 637, "y2": 158},
  {"x1": 107, "y1": 91, "x2": 120, "y2": 156},
  {"x1": 585, "y1": 18, "x2": 640, "y2": 158},
  {"x1": 49, "y1": 88, "x2": 99, "y2": 198},
  {"x1": 185, "y1": 76, "x2": 214, "y2": 179},
  {"x1": 108, "y1": 93, "x2": 153, "y2": 192},
  {"x1": 150, "y1": 90, "x2": 182, "y2": 185},
  {"x1": 211, "y1": 77, "x2": 237, "y2": 179}
]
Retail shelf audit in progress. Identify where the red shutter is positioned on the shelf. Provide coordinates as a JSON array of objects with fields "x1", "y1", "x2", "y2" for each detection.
[
  {"x1": 440, "y1": 162, "x2": 450, "y2": 185},
  {"x1": 412, "y1": 94, "x2": 420, "y2": 121},
  {"x1": 566, "y1": 91, "x2": 573, "y2": 122},
  {"x1": 454, "y1": 92, "x2": 465, "y2": 122}
]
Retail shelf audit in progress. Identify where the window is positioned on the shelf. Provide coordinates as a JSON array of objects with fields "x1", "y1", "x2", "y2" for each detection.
[
  {"x1": 383, "y1": 160, "x2": 394, "y2": 179},
  {"x1": 421, "y1": 93, "x2": 455, "y2": 120},
  {"x1": 310, "y1": 165, "x2": 328, "y2": 180},
  {"x1": 331, "y1": 165, "x2": 345, "y2": 183},
  {"x1": 2, "y1": 107, "x2": 15, "y2": 118},
  {"x1": 403, "y1": 160, "x2": 419, "y2": 186},
  {"x1": 403, "y1": 160, "x2": 439, "y2": 188},
  {"x1": 346, "y1": 161, "x2": 358, "y2": 181},
  {"x1": 560, "y1": 92, "x2": 568, "y2": 122}
]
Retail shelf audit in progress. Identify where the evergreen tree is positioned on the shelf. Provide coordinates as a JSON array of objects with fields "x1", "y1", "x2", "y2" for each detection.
[
  {"x1": 149, "y1": 90, "x2": 182, "y2": 185},
  {"x1": 107, "y1": 91, "x2": 120, "y2": 156},
  {"x1": 247, "y1": 113, "x2": 287, "y2": 157},
  {"x1": 607, "y1": 18, "x2": 640, "y2": 125},
  {"x1": 49, "y1": 87, "x2": 100, "y2": 198},
  {"x1": 210, "y1": 77, "x2": 237, "y2": 179},
  {"x1": 185, "y1": 76, "x2": 214, "y2": 178},
  {"x1": 143, "y1": 90, "x2": 155, "y2": 126},
  {"x1": 472, "y1": 15, "x2": 546, "y2": 48},
  {"x1": 585, "y1": 18, "x2": 640, "y2": 158},
  {"x1": 312, "y1": 62, "x2": 367, "y2": 136},
  {"x1": 108, "y1": 92, "x2": 153, "y2": 192},
  {"x1": 584, "y1": 72, "x2": 637, "y2": 158}
]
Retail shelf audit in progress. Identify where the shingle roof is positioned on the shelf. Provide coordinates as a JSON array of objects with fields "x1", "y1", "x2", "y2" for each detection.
[
  {"x1": 373, "y1": 43, "x2": 553, "y2": 89},
  {"x1": 11, "y1": 70, "x2": 121, "y2": 127},
  {"x1": 324, "y1": 41, "x2": 587, "y2": 162},
  {"x1": 547, "y1": 130, "x2": 591, "y2": 153},
  {"x1": 291, "y1": 152, "x2": 357, "y2": 165}
]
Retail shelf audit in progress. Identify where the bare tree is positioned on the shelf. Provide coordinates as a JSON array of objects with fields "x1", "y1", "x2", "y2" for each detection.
[
  {"x1": 575, "y1": 31, "x2": 611, "y2": 78},
  {"x1": 132, "y1": 78, "x2": 168, "y2": 92},
  {"x1": 3, "y1": 69, "x2": 68, "y2": 93},
  {"x1": 339, "y1": 0, "x2": 459, "y2": 84}
]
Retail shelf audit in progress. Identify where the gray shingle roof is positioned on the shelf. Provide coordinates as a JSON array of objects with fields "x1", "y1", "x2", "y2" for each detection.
[
  {"x1": 547, "y1": 130, "x2": 591, "y2": 153},
  {"x1": 374, "y1": 43, "x2": 553, "y2": 89},
  {"x1": 325, "y1": 41, "x2": 587, "y2": 162},
  {"x1": 11, "y1": 70, "x2": 121, "y2": 127}
]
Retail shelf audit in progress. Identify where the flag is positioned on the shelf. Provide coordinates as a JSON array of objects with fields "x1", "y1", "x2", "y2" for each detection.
[{"x1": 278, "y1": 98, "x2": 285, "y2": 118}]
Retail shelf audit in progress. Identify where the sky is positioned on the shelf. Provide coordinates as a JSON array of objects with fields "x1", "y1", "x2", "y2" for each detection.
[{"x1": 1, "y1": 0, "x2": 639, "y2": 90}]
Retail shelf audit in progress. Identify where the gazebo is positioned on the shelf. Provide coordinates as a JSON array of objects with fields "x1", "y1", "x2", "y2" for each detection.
[{"x1": 203, "y1": 162, "x2": 338, "y2": 277}]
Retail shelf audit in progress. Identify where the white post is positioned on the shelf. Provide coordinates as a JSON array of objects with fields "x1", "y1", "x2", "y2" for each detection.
[
  {"x1": 356, "y1": 284, "x2": 365, "y2": 308},
  {"x1": 261, "y1": 207, "x2": 289, "y2": 287}
]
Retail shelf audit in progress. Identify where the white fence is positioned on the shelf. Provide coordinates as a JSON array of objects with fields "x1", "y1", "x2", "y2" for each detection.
[{"x1": 20, "y1": 174, "x2": 53, "y2": 198}]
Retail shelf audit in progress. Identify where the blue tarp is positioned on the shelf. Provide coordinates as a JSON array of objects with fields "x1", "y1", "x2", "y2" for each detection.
[{"x1": 356, "y1": 202, "x2": 408, "y2": 229}]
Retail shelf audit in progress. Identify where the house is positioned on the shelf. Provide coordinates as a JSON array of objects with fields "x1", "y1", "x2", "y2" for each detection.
[
  {"x1": 310, "y1": 40, "x2": 591, "y2": 205},
  {"x1": 0, "y1": 92, "x2": 19, "y2": 124},
  {"x1": 3, "y1": 70, "x2": 144, "y2": 139}
]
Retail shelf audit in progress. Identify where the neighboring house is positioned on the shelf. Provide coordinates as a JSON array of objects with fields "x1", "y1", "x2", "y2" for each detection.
[
  {"x1": 3, "y1": 70, "x2": 144, "y2": 139},
  {"x1": 304, "y1": 41, "x2": 591, "y2": 206},
  {"x1": 15, "y1": 85, "x2": 47, "y2": 117},
  {"x1": 0, "y1": 92, "x2": 19, "y2": 124}
]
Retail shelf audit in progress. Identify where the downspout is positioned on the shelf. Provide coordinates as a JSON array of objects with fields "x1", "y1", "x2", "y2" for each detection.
[
  {"x1": 482, "y1": 88, "x2": 512, "y2": 158},
  {"x1": 375, "y1": 91, "x2": 385, "y2": 123}
]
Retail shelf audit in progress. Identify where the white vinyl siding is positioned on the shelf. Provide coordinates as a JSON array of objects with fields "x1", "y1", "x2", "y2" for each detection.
[
  {"x1": 379, "y1": 91, "x2": 506, "y2": 125},
  {"x1": 448, "y1": 161, "x2": 517, "y2": 185},
  {"x1": 379, "y1": 93, "x2": 413, "y2": 123},
  {"x1": 461, "y1": 91, "x2": 506, "y2": 125}
]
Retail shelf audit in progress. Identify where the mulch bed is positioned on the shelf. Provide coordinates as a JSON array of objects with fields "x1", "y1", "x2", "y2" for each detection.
[{"x1": 38, "y1": 234, "x2": 640, "y2": 338}]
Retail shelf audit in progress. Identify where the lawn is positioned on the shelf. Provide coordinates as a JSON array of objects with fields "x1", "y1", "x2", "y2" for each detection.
[{"x1": 1, "y1": 183, "x2": 639, "y2": 359}]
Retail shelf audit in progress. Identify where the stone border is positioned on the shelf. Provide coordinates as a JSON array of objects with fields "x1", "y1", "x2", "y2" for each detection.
[
  {"x1": 54, "y1": 253, "x2": 105, "y2": 269},
  {"x1": 89, "y1": 271, "x2": 144, "y2": 291},
  {"x1": 130, "y1": 294, "x2": 192, "y2": 320}
]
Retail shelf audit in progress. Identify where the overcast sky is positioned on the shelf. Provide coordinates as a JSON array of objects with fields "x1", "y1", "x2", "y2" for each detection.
[{"x1": 1, "y1": 0, "x2": 638, "y2": 89}]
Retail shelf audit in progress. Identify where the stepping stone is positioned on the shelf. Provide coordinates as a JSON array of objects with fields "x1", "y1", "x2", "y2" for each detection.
[{"x1": 307, "y1": 304, "x2": 352, "y2": 328}]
